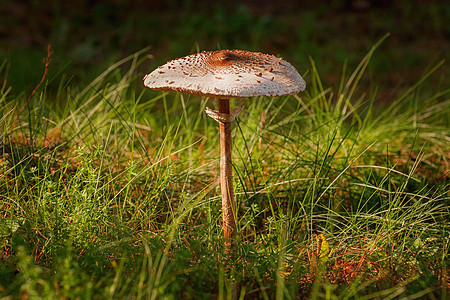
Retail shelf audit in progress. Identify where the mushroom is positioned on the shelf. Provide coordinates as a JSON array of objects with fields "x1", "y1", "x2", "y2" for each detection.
[{"x1": 143, "y1": 50, "x2": 306, "y2": 253}]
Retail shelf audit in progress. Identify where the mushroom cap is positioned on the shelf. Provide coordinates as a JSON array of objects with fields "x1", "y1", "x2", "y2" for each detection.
[{"x1": 143, "y1": 50, "x2": 306, "y2": 98}]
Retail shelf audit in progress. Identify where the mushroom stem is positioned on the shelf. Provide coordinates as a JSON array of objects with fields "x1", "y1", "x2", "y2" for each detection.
[{"x1": 218, "y1": 98, "x2": 236, "y2": 252}]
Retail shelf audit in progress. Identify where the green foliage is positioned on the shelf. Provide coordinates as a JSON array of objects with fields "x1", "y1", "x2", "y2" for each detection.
[{"x1": 0, "y1": 41, "x2": 449, "y2": 298}]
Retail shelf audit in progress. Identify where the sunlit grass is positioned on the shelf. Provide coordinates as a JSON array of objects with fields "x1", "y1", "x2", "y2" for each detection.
[{"x1": 0, "y1": 41, "x2": 448, "y2": 299}]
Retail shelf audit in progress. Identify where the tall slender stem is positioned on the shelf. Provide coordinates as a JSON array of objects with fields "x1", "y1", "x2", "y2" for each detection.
[{"x1": 218, "y1": 98, "x2": 236, "y2": 252}]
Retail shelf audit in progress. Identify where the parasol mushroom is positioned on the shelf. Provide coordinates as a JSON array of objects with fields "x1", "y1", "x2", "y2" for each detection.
[{"x1": 143, "y1": 50, "x2": 306, "y2": 253}]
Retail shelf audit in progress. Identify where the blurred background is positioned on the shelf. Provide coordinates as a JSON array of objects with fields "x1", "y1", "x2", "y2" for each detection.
[{"x1": 0, "y1": 0, "x2": 448, "y2": 100}]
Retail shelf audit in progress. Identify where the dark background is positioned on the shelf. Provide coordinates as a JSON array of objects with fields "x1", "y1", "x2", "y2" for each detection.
[{"x1": 1, "y1": 0, "x2": 448, "y2": 100}]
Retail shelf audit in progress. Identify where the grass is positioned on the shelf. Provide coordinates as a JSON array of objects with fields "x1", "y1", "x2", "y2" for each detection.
[{"x1": 0, "y1": 41, "x2": 449, "y2": 299}]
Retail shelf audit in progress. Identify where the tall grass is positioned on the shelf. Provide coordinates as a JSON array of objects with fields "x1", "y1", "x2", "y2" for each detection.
[{"x1": 1, "y1": 42, "x2": 449, "y2": 299}]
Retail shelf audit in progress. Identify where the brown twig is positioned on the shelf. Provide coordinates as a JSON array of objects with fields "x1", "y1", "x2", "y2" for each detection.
[{"x1": 9, "y1": 44, "x2": 53, "y2": 138}]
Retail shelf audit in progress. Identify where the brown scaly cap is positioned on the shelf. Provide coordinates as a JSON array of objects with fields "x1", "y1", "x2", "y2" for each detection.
[{"x1": 143, "y1": 50, "x2": 306, "y2": 98}]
